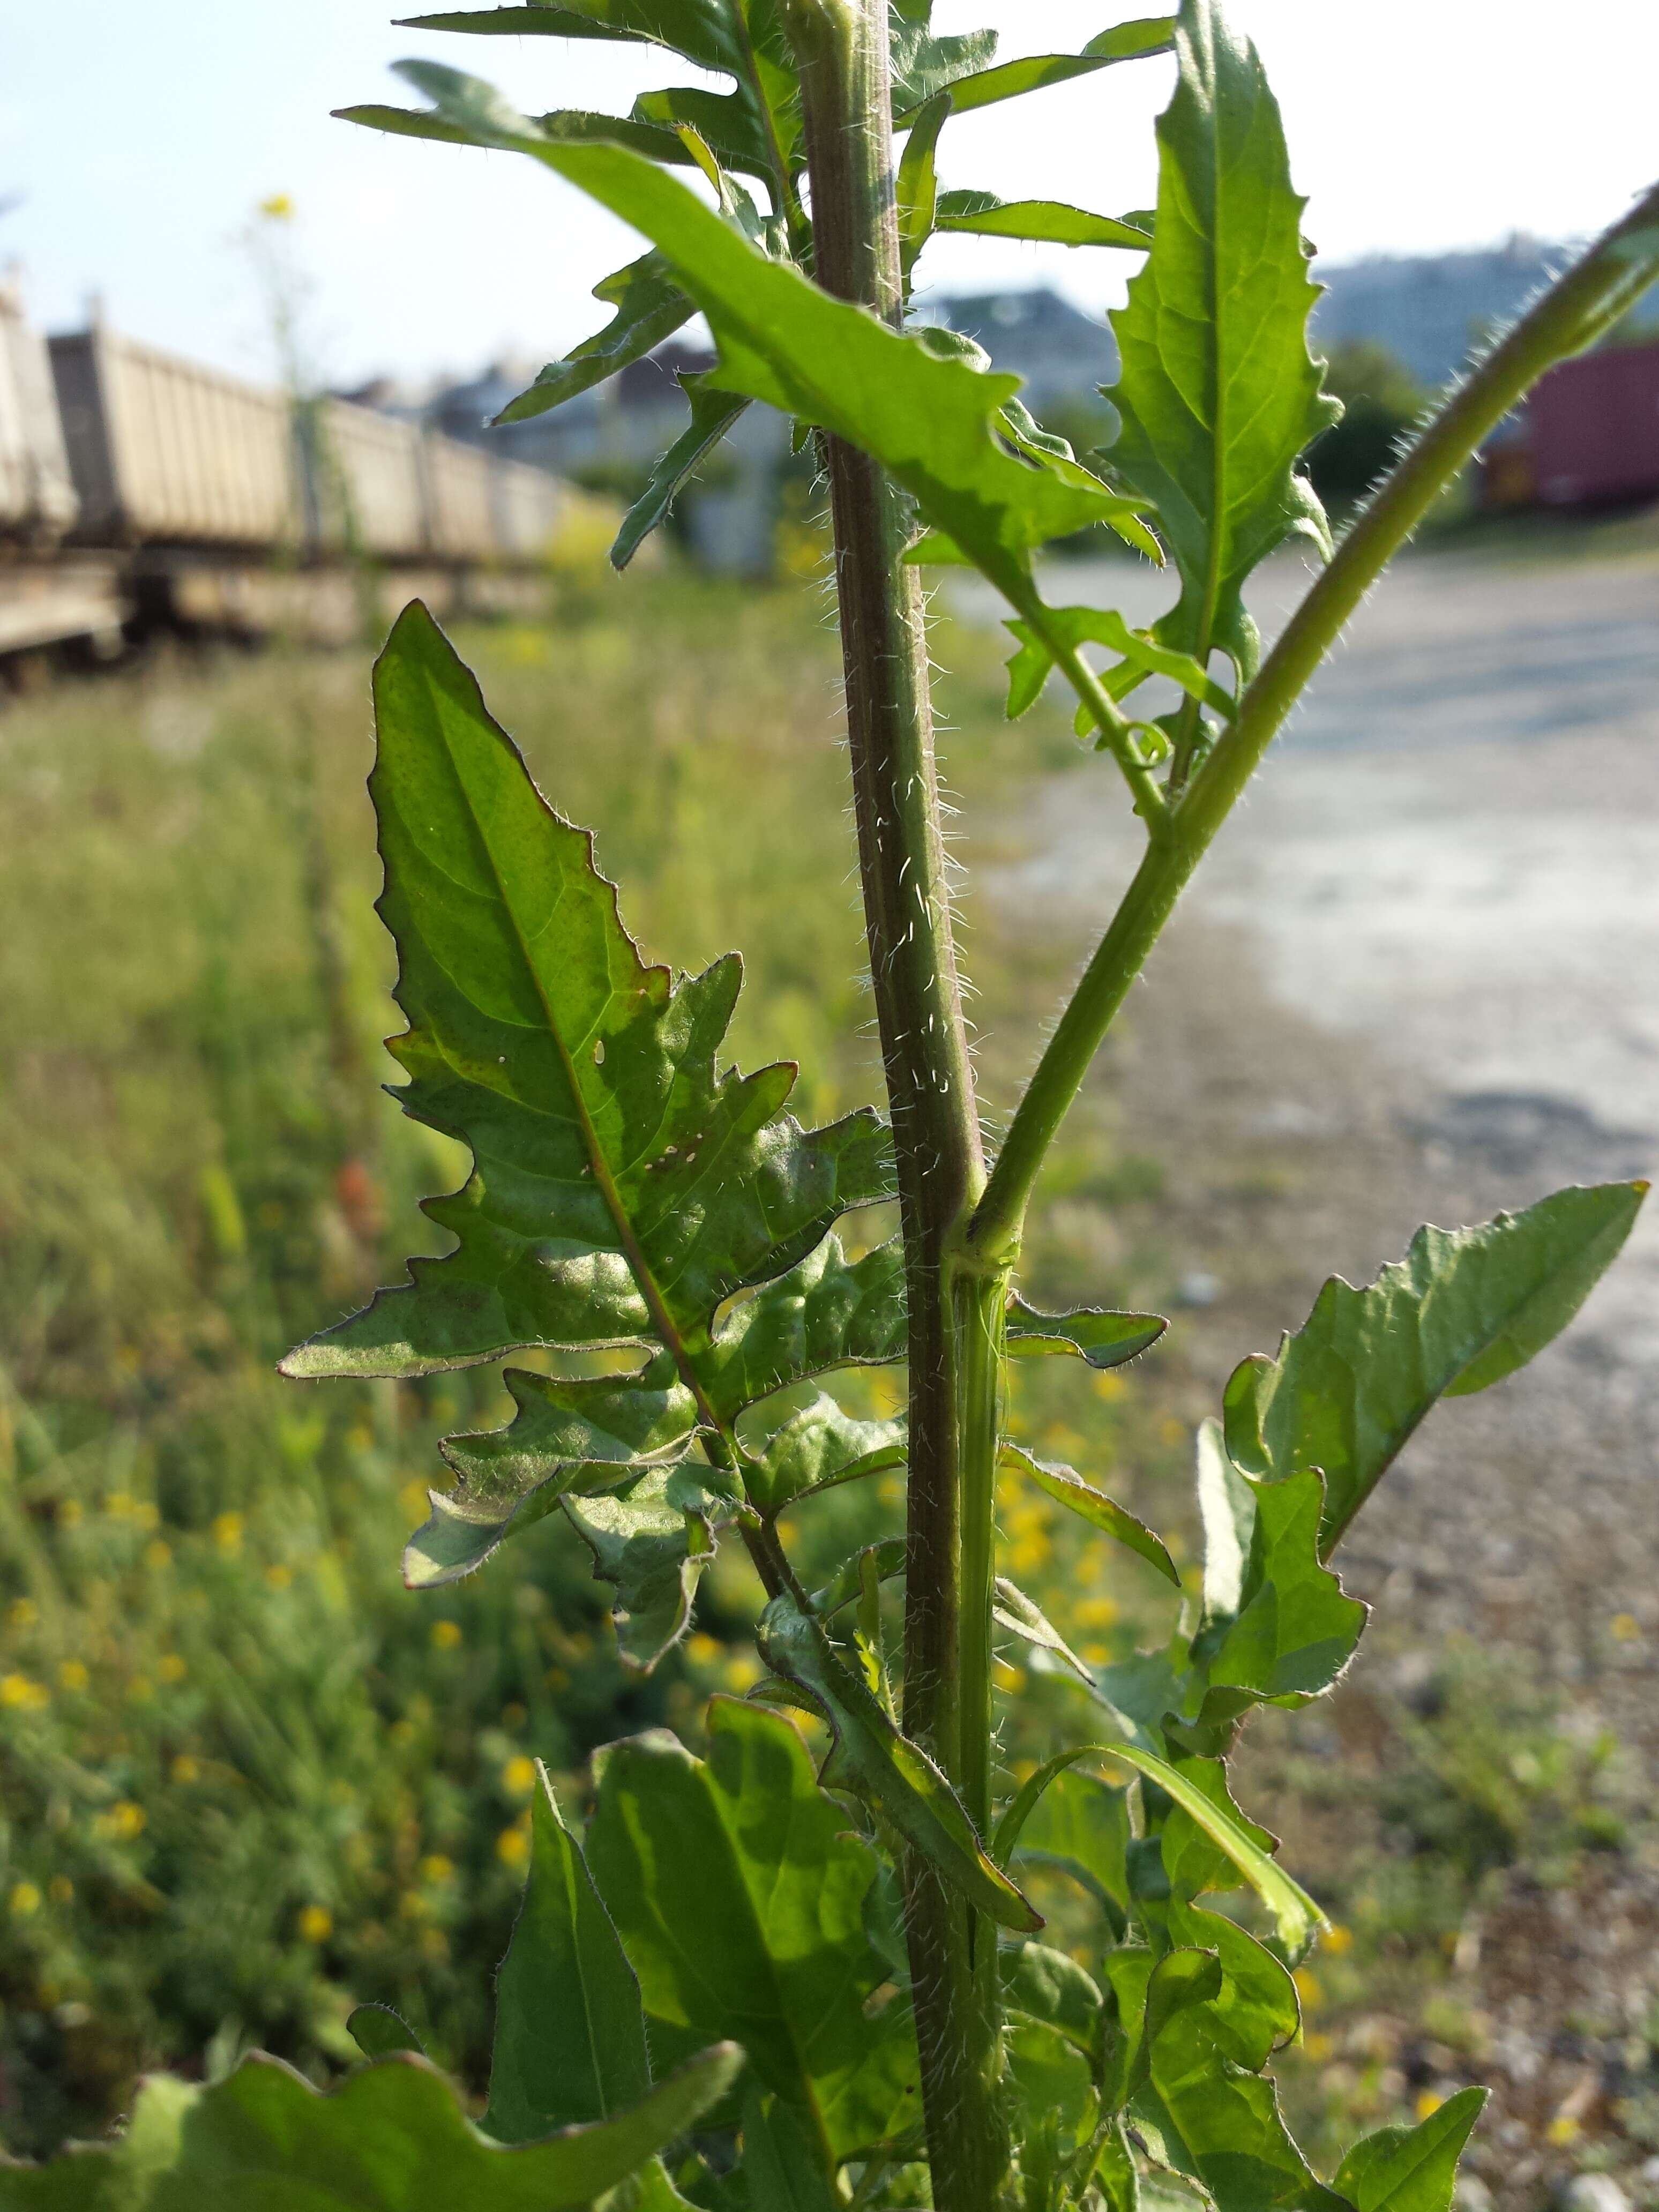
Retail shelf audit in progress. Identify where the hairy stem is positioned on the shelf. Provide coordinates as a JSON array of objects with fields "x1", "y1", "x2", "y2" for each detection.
[
  {"x1": 782, "y1": 4, "x2": 1002, "y2": 2204},
  {"x1": 967, "y1": 178, "x2": 1659, "y2": 1269}
]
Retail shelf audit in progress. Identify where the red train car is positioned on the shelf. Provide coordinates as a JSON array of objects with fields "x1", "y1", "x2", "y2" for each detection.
[{"x1": 1526, "y1": 339, "x2": 1659, "y2": 507}]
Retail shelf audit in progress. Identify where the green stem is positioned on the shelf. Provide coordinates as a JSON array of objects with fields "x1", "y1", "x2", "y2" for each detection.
[
  {"x1": 967, "y1": 178, "x2": 1659, "y2": 1269},
  {"x1": 781, "y1": 6, "x2": 1003, "y2": 2207}
]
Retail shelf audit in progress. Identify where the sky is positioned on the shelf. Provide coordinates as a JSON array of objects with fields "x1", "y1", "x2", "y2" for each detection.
[{"x1": 3, "y1": 3, "x2": 1656, "y2": 392}]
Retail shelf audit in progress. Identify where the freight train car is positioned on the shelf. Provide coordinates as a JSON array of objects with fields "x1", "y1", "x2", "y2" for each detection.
[{"x1": 0, "y1": 292, "x2": 582, "y2": 670}]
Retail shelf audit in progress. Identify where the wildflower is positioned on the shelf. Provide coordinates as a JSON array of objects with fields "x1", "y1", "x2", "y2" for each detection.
[
  {"x1": 1303, "y1": 2032, "x2": 1334, "y2": 2062},
  {"x1": 0, "y1": 1674, "x2": 48, "y2": 1710},
  {"x1": 497, "y1": 1821, "x2": 532, "y2": 1869},
  {"x1": 1546, "y1": 2114, "x2": 1580, "y2": 2147},
  {"x1": 265, "y1": 1564, "x2": 292, "y2": 1590},
  {"x1": 57, "y1": 1501, "x2": 81, "y2": 1529},
  {"x1": 685, "y1": 1634, "x2": 723, "y2": 1669},
  {"x1": 721, "y1": 1651, "x2": 762, "y2": 1693},
  {"x1": 7, "y1": 1599, "x2": 38, "y2": 1630},
  {"x1": 126, "y1": 1677, "x2": 153, "y2": 1703},
  {"x1": 297, "y1": 1904, "x2": 333, "y2": 1944},
  {"x1": 500, "y1": 1755, "x2": 537, "y2": 1799},
  {"x1": 94, "y1": 1801, "x2": 146, "y2": 1843},
  {"x1": 171, "y1": 1755, "x2": 200, "y2": 1785},
  {"x1": 1415, "y1": 2090, "x2": 1445, "y2": 2123},
  {"x1": 107, "y1": 1493, "x2": 134, "y2": 1519},
  {"x1": 212, "y1": 1513, "x2": 243, "y2": 1552},
  {"x1": 430, "y1": 1620, "x2": 462, "y2": 1651},
  {"x1": 145, "y1": 1541, "x2": 172, "y2": 1571},
  {"x1": 134, "y1": 1503, "x2": 159, "y2": 1533},
  {"x1": 1293, "y1": 1969, "x2": 1322, "y2": 2011},
  {"x1": 158, "y1": 1654, "x2": 186, "y2": 1684},
  {"x1": 1323, "y1": 1924, "x2": 1354, "y2": 1956},
  {"x1": 9, "y1": 1883, "x2": 41, "y2": 1918},
  {"x1": 419, "y1": 1855, "x2": 454, "y2": 1886},
  {"x1": 400, "y1": 1481, "x2": 431, "y2": 1526},
  {"x1": 1611, "y1": 1612, "x2": 1640, "y2": 1642},
  {"x1": 259, "y1": 192, "x2": 295, "y2": 222},
  {"x1": 1092, "y1": 1371, "x2": 1126, "y2": 1402},
  {"x1": 57, "y1": 1660, "x2": 88, "y2": 1693}
]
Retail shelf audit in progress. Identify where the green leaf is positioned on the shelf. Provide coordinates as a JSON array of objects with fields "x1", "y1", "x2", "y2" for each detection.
[
  {"x1": 0, "y1": 2049, "x2": 744, "y2": 2211},
  {"x1": 1161, "y1": 1902, "x2": 1299, "y2": 2071},
  {"x1": 896, "y1": 94, "x2": 949, "y2": 279},
  {"x1": 1002, "y1": 1442, "x2": 1180, "y2": 1587},
  {"x1": 741, "y1": 2083, "x2": 843, "y2": 2212},
  {"x1": 632, "y1": 85, "x2": 774, "y2": 183},
  {"x1": 898, "y1": 20, "x2": 1176, "y2": 121},
  {"x1": 281, "y1": 608, "x2": 898, "y2": 1597},
  {"x1": 1006, "y1": 1294, "x2": 1166, "y2": 1369},
  {"x1": 371, "y1": 69, "x2": 1160, "y2": 590},
  {"x1": 1222, "y1": 1183, "x2": 1648, "y2": 1555},
  {"x1": 1000, "y1": 1760, "x2": 1133, "y2": 1935},
  {"x1": 1334, "y1": 2088, "x2": 1487, "y2": 2212},
  {"x1": 887, "y1": 24, "x2": 998, "y2": 114},
  {"x1": 751, "y1": 1394, "x2": 906, "y2": 1517},
  {"x1": 1004, "y1": 606, "x2": 1236, "y2": 723},
  {"x1": 483, "y1": 1763, "x2": 653, "y2": 2140},
  {"x1": 1132, "y1": 2012, "x2": 1346, "y2": 2212},
  {"x1": 1105, "y1": 0, "x2": 1340, "y2": 683},
  {"x1": 1186, "y1": 1423, "x2": 1367, "y2": 1723},
  {"x1": 398, "y1": 0, "x2": 748, "y2": 74},
  {"x1": 935, "y1": 193, "x2": 1154, "y2": 249},
  {"x1": 586, "y1": 1701, "x2": 921, "y2": 2162},
  {"x1": 1006, "y1": 2016, "x2": 1099, "y2": 2161},
  {"x1": 993, "y1": 1575, "x2": 1094, "y2": 1682},
  {"x1": 1002, "y1": 1941, "x2": 1105, "y2": 2057},
  {"x1": 337, "y1": 100, "x2": 698, "y2": 170},
  {"x1": 611, "y1": 378, "x2": 752, "y2": 570},
  {"x1": 493, "y1": 252, "x2": 695, "y2": 425},
  {"x1": 1092, "y1": 1742, "x2": 1322, "y2": 1953},
  {"x1": 347, "y1": 2005, "x2": 425, "y2": 2061},
  {"x1": 565, "y1": 1468, "x2": 720, "y2": 1670},
  {"x1": 756, "y1": 1592, "x2": 1041, "y2": 1932}
]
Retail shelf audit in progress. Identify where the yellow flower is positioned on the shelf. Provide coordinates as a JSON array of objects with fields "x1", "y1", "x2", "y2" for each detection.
[
  {"x1": 158, "y1": 1654, "x2": 186, "y2": 1685},
  {"x1": 1546, "y1": 2114, "x2": 1580, "y2": 2147},
  {"x1": 57, "y1": 1660, "x2": 88, "y2": 1693},
  {"x1": 1074, "y1": 1595, "x2": 1120, "y2": 1631},
  {"x1": 259, "y1": 193, "x2": 295, "y2": 221},
  {"x1": 497, "y1": 1822, "x2": 532, "y2": 1869},
  {"x1": 1610, "y1": 1612, "x2": 1640, "y2": 1643},
  {"x1": 1322, "y1": 1923, "x2": 1353, "y2": 1956},
  {"x1": 58, "y1": 1500, "x2": 82, "y2": 1529},
  {"x1": 1303, "y1": 2032, "x2": 1334, "y2": 2062},
  {"x1": 685, "y1": 1633, "x2": 723, "y2": 1669},
  {"x1": 7, "y1": 1598, "x2": 38, "y2": 1630},
  {"x1": 1092, "y1": 1371, "x2": 1126, "y2": 1402},
  {"x1": 134, "y1": 1502, "x2": 159, "y2": 1533},
  {"x1": 721, "y1": 1651, "x2": 762, "y2": 1693},
  {"x1": 48, "y1": 1876, "x2": 73, "y2": 1906},
  {"x1": 9, "y1": 1882, "x2": 41, "y2": 1918},
  {"x1": 212, "y1": 1513, "x2": 243, "y2": 1552},
  {"x1": 0, "y1": 1674, "x2": 48, "y2": 1710},
  {"x1": 398, "y1": 1890, "x2": 429, "y2": 1920},
  {"x1": 430, "y1": 1620, "x2": 462, "y2": 1651},
  {"x1": 419, "y1": 1855, "x2": 454, "y2": 1886},
  {"x1": 126, "y1": 1676, "x2": 153, "y2": 1703},
  {"x1": 171, "y1": 1755, "x2": 200, "y2": 1785},
  {"x1": 95, "y1": 1800, "x2": 147, "y2": 1843},
  {"x1": 265, "y1": 1564, "x2": 292, "y2": 1590},
  {"x1": 145, "y1": 1541, "x2": 173, "y2": 1571},
  {"x1": 106, "y1": 1493, "x2": 134, "y2": 1519},
  {"x1": 1293, "y1": 1969, "x2": 1322, "y2": 2012},
  {"x1": 501, "y1": 1755, "x2": 538, "y2": 1799},
  {"x1": 1415, "y1": 2090, "x2": 1444, "y2": 2123},
  {"x1": 297, "y1": 1904, "x2": 333, "y2": 1944}
]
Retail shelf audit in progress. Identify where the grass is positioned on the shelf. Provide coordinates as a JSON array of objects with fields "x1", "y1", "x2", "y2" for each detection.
[{"x1": 0, "y1": 557, "x2": 1651, "y2": 2200}]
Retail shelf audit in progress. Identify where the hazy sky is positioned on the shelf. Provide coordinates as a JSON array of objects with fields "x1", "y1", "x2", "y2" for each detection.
[{"x1": 4, "y1": 4, "x2": 1656, "y2": 391}]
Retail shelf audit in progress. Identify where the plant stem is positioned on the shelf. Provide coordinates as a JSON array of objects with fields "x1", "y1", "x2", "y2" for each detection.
[
  {"x1": 967, "y1": 178, "x2": 1659, "y2": 1271},
  {"x1": 782, "y1": 5, "x2": 1003, "y2": 2205}
]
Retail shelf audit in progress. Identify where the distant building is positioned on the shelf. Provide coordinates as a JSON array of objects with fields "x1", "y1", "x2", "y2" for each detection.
[
  {"x1": 1311, "y1": 238, "x2": 1659, "y2": 391},
  {"x1": 911, "y1": 287, "x2": 1118, "y2": 408}
]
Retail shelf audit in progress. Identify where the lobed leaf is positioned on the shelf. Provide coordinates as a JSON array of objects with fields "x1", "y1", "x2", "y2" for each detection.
[
  {"x1": 586, "y1": 1701, "x2": 921, "y2": 2162},
  {"x1": 611, "y1": 378, "x2": 751, "y2": 570},
  {"x1": 1006, "y1": 1294, "x2": 1166, "y2": 1369},
  {"x1": 0, "y1": 2049, "x2": 743, "y2": 2210},
  {"x1": 483, "y1": 1765, "x2": 652, "y2": 2140},
  {"x1": 494, "y1": 251, "x2": 695, "y2": 425},
  {"x1": 347, "y1": 2005, "x2": 425, "y2": 2061},
  {"x1": 564, "y1": 1468, "x2": 721, "y2": 1669},
  {"x1": 993, "y1": 1575, "x2": 1094, "y2": 1682},
  {"x1": 1002, "y1": 1441, "x2": 1180, "y2": 1586},
  {"x1": 999, "y1": 1759, "x2": 1133, "y2": 1935},
  {"x1": 899, "y1": 20, "x2": 1176, "y2": 122},
  {"x1": 935, "y1": 192, "x2": 1153, "y2": 249},
  {"x1": 398, "y1": 0, "x2": 750, "y2": 75},
  {"x1": 1105, "y1": 0, "x2": 1339, "y2": 684},
  {"x1": 1223, "y1": 1182, "x2": 1647, "y2": 1555},
  {"x1": 756, "y1": 1593, "x2": 1042, "y2": 1932},
  {"x1": 1004, "y1": 605, "x2": 1236, "y2": 724},
  {"x1": 751, "y1": 1394, "x2": 906, "y2": 1518},
  {"x1": 1334, "y1": 2088, "x2": 1487, "y2": 2212}
]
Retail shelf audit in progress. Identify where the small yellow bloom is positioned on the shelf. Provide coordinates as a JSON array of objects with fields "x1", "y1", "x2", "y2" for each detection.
[
  {"x1": 501, "y1": 1755, "x2": 538, "y2": 1799},
  {"x1": 721, "y1": 1651, "x2": 763, "y2": 1693},
  {"x1": 1322, "y1": 1923, "x2": 1354, "y2": 1956},
  {"x1": 1610, "y1": 1612, "x2": 1640, "y2": 1643},
  {"x1": 9, "y1": 1882, "x2": 41, "y2": 1918},
  {"x1": 685, "y1": 1633, "x2": 723, "y2": 1669},
  {"x1": 1303, "y1": 2032, "x2": 1334, "y2": 2062},
  {"x1": 400, "y1": 1479, "x2": 431, "y2": 1526},
  {"x1": 48, "y1": 1876, "x2": 73, "y2": 1906},
  {"x1": 8, "y1": 1598, "x2": 38, "y2": 1630},
  {"x1": 212, "y1": 1512, "x2": 243, "y2": 1552},
  {"x1": 297, "y1": 1904, "x2": 333, "y2": 1944},
  {"x1": 398, "y1": 1890, "x2": 429, "y2": 1920},
  {"x1": 171, "y1": 1755, "x2": 200, "y2": 1785},
  {"x1": 1293, "y1": 1969, "x2": 1322, "y2": 2012},
  {"x1": 430, "y1": 1620, "x2": 463, "y2": 1651},
  {"x1": 1075, "y1": 1595, "x2": 1120, "y2": 1630},
  {"x1": 57, "y1": 1660, "x2": 88, "y2": 1693},
  {"x1": 145, "y1": 1541, "x2": 173, "y2": 1571},
  {"x1": 1093, "y1": 1371, "x2": 1126, "y2": 1402},
  {"x1": 265, "y1": 1564, "x2": 292, "y2": 1590},
  {"x1": 95, "y1": 1800, "x2": 146, "y2": 1843},
  {"x1": 0, "y1": 1673, "x2": 48, "y2": 1710},
  {"x1": 158, "y1": 1654, "x2": 186, "y2": 1684},
  {"x1": 127, "y1": 1676, "x2": 153, "y2": 1703},
  {"x1": 1415, "y1": 2090, "x2": 1444, "y2": 2123},
  {"x1": 258, "y1": 193, "x2": 295, "y2": 221},
  {"x1": 419, "y1": 1855, "x2": 454, "y2": 1886},
  {"x1": 497, "y1": 1824, "x2": 532, "y2": 1869},
  {"x1": 107, "y1": 1493, "x2": 134, "y2": 1519},
  {"x1": 58, "y1": 1500, "x2": 82, "y2": 1529},
  {"x1": 134, "y1": 1503, "x2": 160, "y2": 1533},
  {"x1": 1546, "y1": 2114, "x2": 1581, "y2": 2147}
]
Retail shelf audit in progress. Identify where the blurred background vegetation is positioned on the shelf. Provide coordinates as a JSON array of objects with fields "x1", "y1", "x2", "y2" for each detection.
[{"x1": 0, "y1": 554, "x2": 1654, "y2": 2202}]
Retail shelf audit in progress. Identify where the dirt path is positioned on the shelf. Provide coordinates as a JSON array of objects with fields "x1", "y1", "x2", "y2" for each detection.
[{"x1": 959, "y1": 542, "x2": 1659, "y2": 2204}]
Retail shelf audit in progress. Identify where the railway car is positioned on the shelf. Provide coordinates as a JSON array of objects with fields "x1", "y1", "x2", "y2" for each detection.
[{"x1": 0, "y1": 291, "x2": 584, "y2": 671}]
